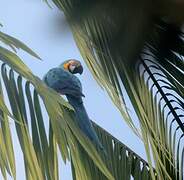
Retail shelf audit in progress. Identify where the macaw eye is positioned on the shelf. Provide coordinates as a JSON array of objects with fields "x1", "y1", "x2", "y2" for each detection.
[{"x1": 69, "y1": 64, "x2": 76, "y2": 72}]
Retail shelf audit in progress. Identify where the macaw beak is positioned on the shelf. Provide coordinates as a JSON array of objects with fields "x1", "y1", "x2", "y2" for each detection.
[{"x1": 73, "y1": 65, "x2": 83, "y2": 74}]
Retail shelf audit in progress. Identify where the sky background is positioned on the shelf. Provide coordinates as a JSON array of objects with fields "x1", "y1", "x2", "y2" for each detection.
[{"x1": 0, "y1": 1, "x2": 146, "y2": 179}]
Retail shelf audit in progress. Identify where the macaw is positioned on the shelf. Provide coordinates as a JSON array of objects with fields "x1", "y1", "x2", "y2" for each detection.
[{"x1": 43, "y1": 59, "x2": 103, "y2": 150}]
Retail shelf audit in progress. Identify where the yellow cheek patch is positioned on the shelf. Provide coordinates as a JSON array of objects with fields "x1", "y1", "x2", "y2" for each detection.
[{"x1": 63, "y1": 63, "x2": 70, "y2": 70}]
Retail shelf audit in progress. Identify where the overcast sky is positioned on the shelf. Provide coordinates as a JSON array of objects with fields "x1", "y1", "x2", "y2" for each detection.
[{"x1": 0, "y1": 1, "x2": 146, "y2": 179}]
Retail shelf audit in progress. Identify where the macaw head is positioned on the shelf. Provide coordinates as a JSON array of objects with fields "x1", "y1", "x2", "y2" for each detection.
[{"x1": 59, "y1": 59, "x2": 83, "y2": 74}]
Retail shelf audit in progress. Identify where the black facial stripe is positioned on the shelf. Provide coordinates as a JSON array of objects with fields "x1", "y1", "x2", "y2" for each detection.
[{"x1": 73, "y1": 65, "x2": 83, "y2": 74}]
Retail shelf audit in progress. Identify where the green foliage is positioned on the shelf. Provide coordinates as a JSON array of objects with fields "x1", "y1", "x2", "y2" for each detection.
[
  {"x1": 1, "y1": 1, "x2": 184, "y2": 179},
  {"x1": 50, "y1": 0, "x2": 184, "y2": 179},
  {"x1": 0, "y1": 63, "x2": 155, "y2": 180},
  {"x1": 0, "y1": 31, "x2": 113, "y2": 179},
  {"x1": 0, "y1": 31, "x2": 41, "y2": 60},
  {"x1": 0, "y1": 28, "x2": 155, "y2": 179}
]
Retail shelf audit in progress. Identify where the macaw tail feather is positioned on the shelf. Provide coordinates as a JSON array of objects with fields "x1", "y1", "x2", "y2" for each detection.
[{"x1": 67, "y1": 95, "x2": 104, "y2": 150}]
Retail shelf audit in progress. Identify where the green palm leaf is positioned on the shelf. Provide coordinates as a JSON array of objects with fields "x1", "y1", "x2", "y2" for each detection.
[
  {"x1": 0, "y1": 32, "x2": 114, "y2": 179},
  {"x1": 0, "y1": 61, "x2": 154, "y2": 179},
  {"x1": 2, "y1": 3, "x2": 182, "y2": 178},
  {"x1": 0, "y1": 31, "x2": 153, "y2": 179},
  {"x1": 0, "y1": 50, "x2": 114, "y2": 179},
  {"x1": 49, "y1": 0, "x2": 184, "y2": 179},
  {"x1": 0, "y1": 31, "x2": 41, "y2": 60}
]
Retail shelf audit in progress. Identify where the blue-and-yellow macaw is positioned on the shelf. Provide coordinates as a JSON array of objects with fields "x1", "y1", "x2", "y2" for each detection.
[{"x1": 43, "y1": 59, "x2": 103, "y2": 149}]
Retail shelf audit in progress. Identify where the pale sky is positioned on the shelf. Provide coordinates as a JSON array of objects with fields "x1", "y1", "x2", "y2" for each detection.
[{"x1": 0, "y1": 1, "x2": 146, "y2": 179}]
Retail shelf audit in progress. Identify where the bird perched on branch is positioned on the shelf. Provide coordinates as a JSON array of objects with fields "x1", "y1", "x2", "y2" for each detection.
[{"x1": 43, "y1": 59, "x2": 103, "y2": 150}]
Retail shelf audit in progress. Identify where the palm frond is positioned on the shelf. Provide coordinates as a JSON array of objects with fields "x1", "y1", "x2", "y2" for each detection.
[
  {"x1": 0, "y1": 52, "x2": 114, "y2": 179},
  {"x1": 0, "y1": 62, "x2": 154, "y2": 179},
  {"x1": 0, "y1": 31, "x2": 41, "y2": 60},
  {"x1": 70, "y1": 121, "x2": 156, "y2": 180},
  {"x1": 0, "y1": 32, "x2": 115, "y2": 179},
  {"x1": 0, "y1": 7, "x2": 159, "y2": 179},
  {"x1": 50, "y1": 0, "x2": 184, "y2": 179}
]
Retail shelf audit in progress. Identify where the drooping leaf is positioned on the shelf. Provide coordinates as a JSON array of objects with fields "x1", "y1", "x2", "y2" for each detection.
[
  {"x1": 50, "y1": 1, "x2": 184, "y2": 179},
  {"x1": 0, "y1": 31, "x2": 41, "y2": 59}
]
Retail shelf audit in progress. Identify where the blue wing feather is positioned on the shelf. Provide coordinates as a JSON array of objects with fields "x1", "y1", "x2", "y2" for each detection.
[
  {"x1": 43, "y1": 67, "x2": 84, "y2": 97},
  {"x1": 43, "y1": 67, "x2": 104, "y2": 150}
]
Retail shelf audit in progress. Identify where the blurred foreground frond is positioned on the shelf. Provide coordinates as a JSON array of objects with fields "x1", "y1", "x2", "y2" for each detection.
[{"x1": 50, "y1": 0, "x2": 184, "y2": 179}]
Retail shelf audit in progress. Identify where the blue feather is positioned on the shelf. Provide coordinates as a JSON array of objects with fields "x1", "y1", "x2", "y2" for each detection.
[
  {"x1": 43, "y1": 65, "x2": 103, "y2": 150},
  {"x1": 67, "y1": 95, "x2": 103, "y2": 149}
]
